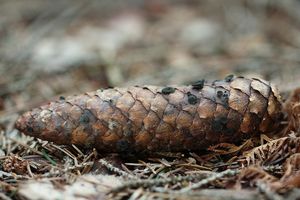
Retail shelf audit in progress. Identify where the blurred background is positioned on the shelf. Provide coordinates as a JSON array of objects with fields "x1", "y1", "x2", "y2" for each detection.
[{"x1": 1, "y1": 0, "x2": 300, "y2": 120}]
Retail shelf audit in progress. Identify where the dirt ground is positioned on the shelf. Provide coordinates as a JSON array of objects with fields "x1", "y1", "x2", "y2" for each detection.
[{"x1": 1, "y1": 1, "x2": 300, "y2": 199}]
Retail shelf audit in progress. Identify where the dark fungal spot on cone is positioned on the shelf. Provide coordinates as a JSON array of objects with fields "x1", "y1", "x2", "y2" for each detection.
[
  {"x1": 104, "y1": 99, "x2": 114, "y2": 105},
  {"x1": 224, "y1": 74, "x2": 234, "y2": 82},
  {"x1": 182, "y1": 127, "x2": 193, "y2": 137},
  {"x1": 83, "y1": 138, "x2": 94, "y2": 148},
  {"x1": 216, "y1": 89, "x2": 229, "y2": 106},
  {"x1": 222, "y1": 91, "x2": 229, "y2": 101},
  {"x1": 108, "y1": 120, "x2": 119, "y2": 130},
  {"x1": 187, "y1": 92, "x2": 198, "y2": 105},
  {"x1": 59, "y1": 96, "x2": 65, "y2": 100},
  {"x1": 218, "y1": 116, "x2": 228, "y2": 124},
  {"x1": 224, "y1": 128, "x2": 235, "y2": 136},
  {"x1": 212, "y1": 116, "x2": 228, "y2": 133},
  {"x1": 212, "y1": 80, "x2": 219, "y2": 86},
  {"x1": 192, "y1": 79, "x2": 205, "y2": 90},
  {"x1": 27, "y1": 127, "x2": 34, "y2": 133},
  {"x1": 217, "y1": 90, "x2": 223, "y2": 98},
  {"x1": 162, "y1": 87, "x2": 175, "y2": 95},
  {"x1": 79, "y1": 110, "x2": 94, "y2": 124},
  {"x1": 79, "y1": 114, "x2": 90, "y2": 124},
  {"x1": 116, "y1": 140, "x2": 130, "y2": 152},
  {"x1": 124, "y1": 129, "x2": 133, "y2": 137},
  {"x1": 212, "y1": 120, "x2": 223, "y2": 132}
]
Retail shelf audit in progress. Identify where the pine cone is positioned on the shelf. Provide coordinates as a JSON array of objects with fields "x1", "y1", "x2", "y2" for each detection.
[
  {"x1": 3, "y1": 155, "x2": 28, "y2": 174},
  {"x1": 15, "y1": 75, "x2": 283, "y2": 152}
]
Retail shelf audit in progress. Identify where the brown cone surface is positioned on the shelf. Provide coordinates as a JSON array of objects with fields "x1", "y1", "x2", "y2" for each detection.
[{"x1": 15, "y1": 76, "x2": 283, "y2": 152}]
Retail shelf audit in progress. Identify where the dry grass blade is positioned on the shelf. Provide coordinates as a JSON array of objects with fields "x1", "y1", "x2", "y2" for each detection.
[
  {"x1": 99, "y1": 159, "x2": 137, "y2": 179},
  {"x1": 109, "y1": 173, "x2": 210, "y2": 194},
  {"x1": 179, "y1": 169, "x2": 239, "y2": 193}
]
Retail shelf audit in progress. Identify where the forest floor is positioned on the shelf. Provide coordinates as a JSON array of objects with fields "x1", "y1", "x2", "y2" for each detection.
[{"x1": 1, "y1": 1, "x2": 300, "y2": 199}]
